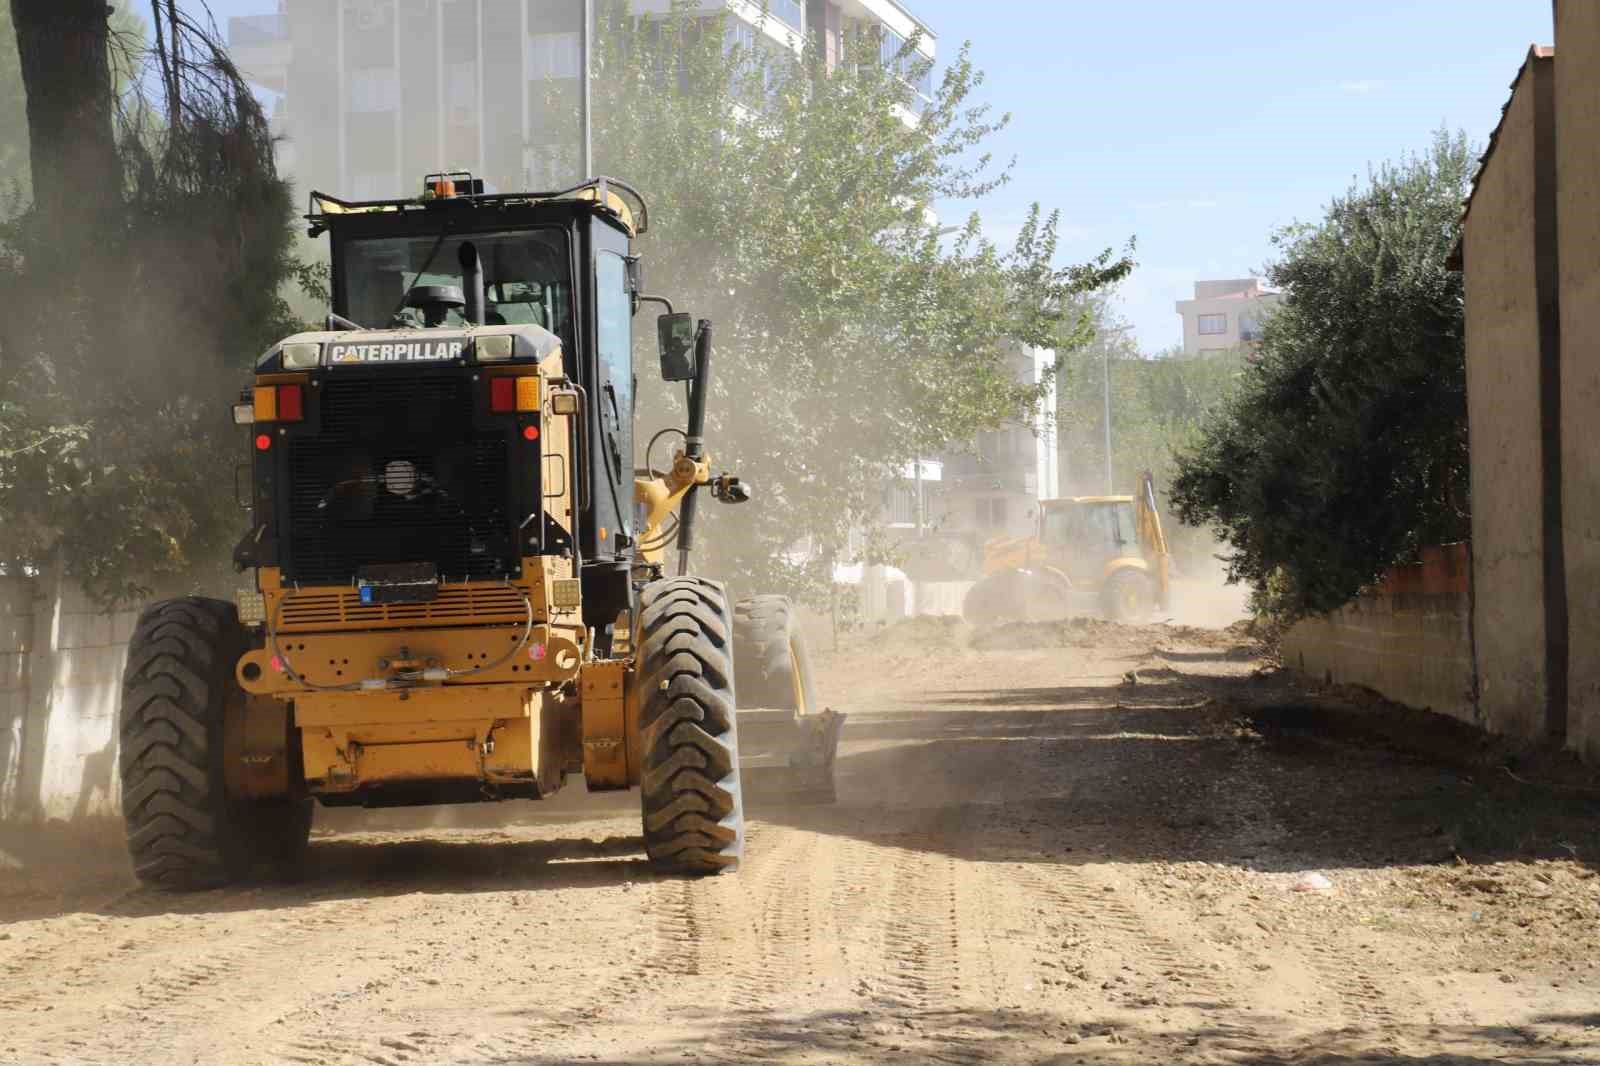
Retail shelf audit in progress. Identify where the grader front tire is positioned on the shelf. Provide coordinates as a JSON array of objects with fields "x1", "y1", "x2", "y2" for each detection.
[
  {"x1": 118, "y1": 597, "x2": 310, "y2": 891},
  {"x1": 637, "y1": 577, "x2": 745, "y2": 875}
]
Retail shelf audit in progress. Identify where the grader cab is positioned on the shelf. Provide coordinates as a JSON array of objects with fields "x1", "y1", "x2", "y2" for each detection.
[{"x1": 117, "y1": 174, "x2": 840, "y2": 890}]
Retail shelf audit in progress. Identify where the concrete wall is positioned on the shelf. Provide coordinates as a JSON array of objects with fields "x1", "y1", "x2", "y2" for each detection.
[
  {"x1": 1282, "y1": 547, "x2": 1477, "y2": 728},
  {"x1": 1459, "y1": 49, "x2": 1563, "y2": 742},
  {"x1": 1556, "y1": 1, "x2": 1600, "y2": 762},
  {"x1": 0, "y1": 578, "x2": 33, "y2": 821},
  {"x1": 0, "y1": 573, "x2": 141, "y2": 824}
]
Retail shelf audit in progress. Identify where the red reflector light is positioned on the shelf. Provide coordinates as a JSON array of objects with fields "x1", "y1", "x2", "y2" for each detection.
[
  {"x1": 255, "y1": 433, "x2": 272, "y2": 451},
  {"x1": 490, "y1": 378, "x2": 516, "y2": 413},
  {"x1": 522, "y1": 424, "x2": 539, "y2": 441},
  {"x1": 277, "y1": 384, "x2": 303, "y2": 422}
]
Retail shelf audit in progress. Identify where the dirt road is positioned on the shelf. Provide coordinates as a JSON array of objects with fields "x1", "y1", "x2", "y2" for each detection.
[{"x1": 3, "y1": 618, "x2": 1599, "y2": 1065}]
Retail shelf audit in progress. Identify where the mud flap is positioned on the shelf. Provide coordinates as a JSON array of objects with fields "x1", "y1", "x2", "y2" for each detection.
[{"x1": 736, "y1": 707, "x2": 845, "y2": 806}]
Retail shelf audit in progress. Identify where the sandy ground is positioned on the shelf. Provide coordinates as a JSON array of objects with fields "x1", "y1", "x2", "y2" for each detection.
[{"x1": 2, "y1": 617, "x2": 1600, "y2": 1065}]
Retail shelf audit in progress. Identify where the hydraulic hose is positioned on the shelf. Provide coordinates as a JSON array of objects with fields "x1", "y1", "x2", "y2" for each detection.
[{"x1": 677, "y1": 319, "x2": 712, "y2": 575}]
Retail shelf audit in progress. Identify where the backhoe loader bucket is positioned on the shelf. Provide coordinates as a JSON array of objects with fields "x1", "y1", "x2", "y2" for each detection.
[{"x1": 732, "y1": 595, "x2": 844, "y2": 805}]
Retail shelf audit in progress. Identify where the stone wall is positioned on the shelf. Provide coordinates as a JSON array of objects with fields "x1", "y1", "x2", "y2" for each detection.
[
  {"x1": 0, "y1": 577, "x2": 33, "y2": 821},
  {"x1": 0, "y1": 573, "x2": 141, "y2": 824},
  {"x1": 1282, "y1": 546, "x2": 1478, "y2": 730}
]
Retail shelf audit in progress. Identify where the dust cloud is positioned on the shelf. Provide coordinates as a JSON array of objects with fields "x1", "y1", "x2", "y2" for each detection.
[{"x1": 1162, "y1": 543, "x2": 1252, "y2": 629}]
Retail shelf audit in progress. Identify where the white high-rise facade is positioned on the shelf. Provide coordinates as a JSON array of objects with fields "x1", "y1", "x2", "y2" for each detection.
[{"x1": 228, "y1": 0, "x2": 935, "y2": 200}]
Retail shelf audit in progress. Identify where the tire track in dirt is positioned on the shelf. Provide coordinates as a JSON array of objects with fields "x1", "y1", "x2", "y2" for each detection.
[
  {"x1": 261, "y1": 892, "x2": 521, "y2": 1066},
  {"x1": 0, "y1": 914, "x2": 159, "y2": 1013},
  {"x1": 1198, "y1": 743, "x2": 1422, "y2": 1053},
  {"x1": 1013, "y1": 863, "x2": 1290, "y2": 1065},
  {"x1": 0, "y1": 886, "x2": 342, "y2": 1060},
  {"x1": 723, "y1": 824, "x2": 819, "y2": 1012},
  {"x1": 871, "y1": 842, "x2": 960, "y2": 1013},
  {"x1": 6, "y1": 890, "x2": 433, "y2": 1066}
]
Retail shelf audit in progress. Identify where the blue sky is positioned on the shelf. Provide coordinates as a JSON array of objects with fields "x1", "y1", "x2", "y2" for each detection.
[
  {"x1": 195, "y1": 1, "x2": 1553, "y2": 352},
  {"x1": 907, "y1": 0, "x2": 1554, "y2": 351}
]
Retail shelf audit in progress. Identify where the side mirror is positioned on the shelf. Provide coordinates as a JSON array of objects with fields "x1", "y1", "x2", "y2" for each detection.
[{"x1": 657, "y1": 312, "x2": 697, "y2": 382}]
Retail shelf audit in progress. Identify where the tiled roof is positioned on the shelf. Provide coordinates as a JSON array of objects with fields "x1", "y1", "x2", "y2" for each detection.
[{"x1": 1450, "y1": 44, "x2": 1554, "y2": 268}]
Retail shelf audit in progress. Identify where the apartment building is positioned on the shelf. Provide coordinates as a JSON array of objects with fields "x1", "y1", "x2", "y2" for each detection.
[
  {"x1": 228, "y1": 0, "x2": 934, "y2": 201},
  {"x1": 931, "y1": 344, "x2": 1059, "y2": 541},
  {"x1": 1173, "y1": 277, "x2": 1282, "y2": 356}
]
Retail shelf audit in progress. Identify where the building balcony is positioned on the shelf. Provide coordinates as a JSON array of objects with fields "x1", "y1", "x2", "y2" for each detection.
[
  {"x1": 229, "y1": 13, "x2": 286, "y2": 47},
  {"x1": 227, "y1": 13, "x2": 290, "y2": 93}
]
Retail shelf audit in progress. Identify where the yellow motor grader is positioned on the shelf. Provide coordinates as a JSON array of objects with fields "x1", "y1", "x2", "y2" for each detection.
[
  {"x1": 117, "y1": 173, "x2": 841, "y2": 890},
  {"x1": 962, "y1": 472, "x2": 1171, "y2": 625}
]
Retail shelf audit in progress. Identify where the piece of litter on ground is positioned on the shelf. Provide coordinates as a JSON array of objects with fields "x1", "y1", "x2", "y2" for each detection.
[{"x1": 1292, "y1": 872, "x2": 1334, "y2": 892}]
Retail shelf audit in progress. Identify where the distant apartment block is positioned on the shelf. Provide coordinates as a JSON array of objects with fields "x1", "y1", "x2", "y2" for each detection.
[
  {"x1": 228, "y1": 0, "x2": 934, "y2": 202},
  {"x1": 1174, "y1": 278, "x2": 1282, "y2": 356},
  {"x1": 935, "y1": 344, "x2": 1059, "y2": 542}
]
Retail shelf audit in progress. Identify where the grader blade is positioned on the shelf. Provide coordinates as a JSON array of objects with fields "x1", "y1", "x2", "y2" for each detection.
[{"x1": 737, "y1": 707, "x2": 845, "y2": 805}]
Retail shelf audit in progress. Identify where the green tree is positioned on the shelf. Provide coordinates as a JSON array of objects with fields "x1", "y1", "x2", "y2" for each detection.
[
  {"x1": 1169, "y1": 130, "x2": 1474, "y2": 618},
  {"x1": 0, "y1": 3, "x2": 302, "y2": 603},
  {"x1": 587, "y1": 3, "x2": 1132, "y2": 603}
]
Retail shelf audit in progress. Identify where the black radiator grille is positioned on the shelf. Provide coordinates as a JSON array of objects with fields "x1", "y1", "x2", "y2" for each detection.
[{"x1": 281, "y1": 374, "x2": 515, "y2": 586}]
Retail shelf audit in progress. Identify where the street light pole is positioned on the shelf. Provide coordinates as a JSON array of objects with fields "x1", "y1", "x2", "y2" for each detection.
[
  {"x1": 1103, "y1": 341, "x2": 1113, "y2": 494},
  {"x1": 581, "y1": 0, "x2": 594, "y2": 180}
]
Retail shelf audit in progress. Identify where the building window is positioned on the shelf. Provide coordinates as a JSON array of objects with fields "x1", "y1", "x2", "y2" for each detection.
[
  {"x1": 878, "y1": 25, "x2": 933, "y2": 112},
  {"x1": 349, "y1": 0, "x2": 393, "y2": 33},
  {"x1": 767, "y1": 0, "x2": 803, "y2": 30},
  {"x1": 1239, "y1": 314, "x2": 1262, "y2": 342},
  {"x1": 885, "y1": 483, "x2": 918, "y2": 527},
  {"x1": 1197, "y1": 313, "x2": 1227, "y2": 336},
  {"x1": 527, "y1": 31, "x2": 581, "y2": 81},
  {"x1": 447, "y1": 61, "x2": 477, "y2": 126},
  {"x1": 347, "y1": 67, "x2": 399, "y2": 113},
  {"x1": 977, "y1": 497, "x2": 1007, "y2": 528}
]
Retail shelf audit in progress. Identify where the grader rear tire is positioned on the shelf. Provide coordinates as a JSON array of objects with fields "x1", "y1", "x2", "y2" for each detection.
[
  {"x1": 118, "y1": 597, "x2": 311, "y2": 891},
  {"x1": 637, "y1": 577, "x2": 744, "y2": 874}
]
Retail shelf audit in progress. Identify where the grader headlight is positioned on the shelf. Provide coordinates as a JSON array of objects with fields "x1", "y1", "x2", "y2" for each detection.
[
  {"x1": 235, "y1": 587, "x2": 266, "y2": 625},
  {"x1": 475, "y1": 334, "x2": 514, "y2": 362},
  {"x1": 280, "y1": 342, "x2": 321, "y2": 370}
]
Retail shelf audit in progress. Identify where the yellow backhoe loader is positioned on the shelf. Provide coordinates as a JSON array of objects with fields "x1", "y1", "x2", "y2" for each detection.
[
  {"x1": 117, "y1": 173, "x2": 840, "y2": 890},
  {"x1": 962, "y1": 472, "x2": 1171, "y2": 624}
]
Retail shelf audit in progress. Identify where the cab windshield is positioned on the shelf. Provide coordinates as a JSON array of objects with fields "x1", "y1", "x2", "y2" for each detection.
[
  {"x1": 341, "y1": 227, "x2": 572, "y2": 343},
  {"x1": 1042, "y1": 500, "x2": 1137, "y2": 551}
]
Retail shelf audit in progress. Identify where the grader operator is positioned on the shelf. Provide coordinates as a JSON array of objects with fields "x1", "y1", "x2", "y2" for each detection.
[{"x1": 117, "y1": 174, "x2": 840, "y2": 890}]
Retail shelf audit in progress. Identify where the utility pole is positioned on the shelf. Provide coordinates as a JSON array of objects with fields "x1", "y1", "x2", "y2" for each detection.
[
  {"x1": 581, "y1": 0, "x2": 594, "y2": 179},
  {"x1": 1103, "y1": 341, "x2": 1113, "y2": 494}
]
